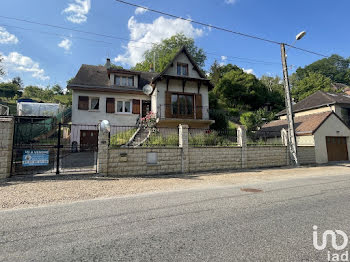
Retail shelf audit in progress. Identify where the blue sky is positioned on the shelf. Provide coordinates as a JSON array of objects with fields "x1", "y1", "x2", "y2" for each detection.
[{"x1": 0, "y1": 0, "x2": 349, "y2": 88}]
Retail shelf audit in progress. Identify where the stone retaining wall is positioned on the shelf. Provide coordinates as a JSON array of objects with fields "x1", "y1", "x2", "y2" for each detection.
[
  {"x1": 247, "y1": 146, "x2": 288, "y2": 168},
  {"x1": 107, "y1": 148, "x2": 182, "y2": 176},
  {"x1": 189, "y1": 147, "x2": 242, "y2": 172},
  {"x1": 297, "y1": 146, "x2": 316, "y2": 165}
]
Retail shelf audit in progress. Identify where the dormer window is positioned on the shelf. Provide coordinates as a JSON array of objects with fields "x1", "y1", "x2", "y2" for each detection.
[
  {"x1": 114, "y1": 75, "x2": 134, "y2": 87},
  {"x1": 177, "y1": 63, "x2": 188, "y2": 76}
]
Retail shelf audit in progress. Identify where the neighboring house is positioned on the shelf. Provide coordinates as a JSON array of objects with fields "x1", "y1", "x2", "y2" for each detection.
[
  {"x1": 67, "y1": 46, "x2": 214, "y2": 147},
  {"x1": 277, "y1": 90, "x2": 350, "y2": 126},
  {"x1": 260, "y1": 91, "x2": 350, "y2": 163}
]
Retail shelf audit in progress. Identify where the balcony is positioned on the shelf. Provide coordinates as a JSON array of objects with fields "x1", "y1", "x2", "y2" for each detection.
[{"x1": 156, "y1": 105, "x2": 214, "y2": 128}]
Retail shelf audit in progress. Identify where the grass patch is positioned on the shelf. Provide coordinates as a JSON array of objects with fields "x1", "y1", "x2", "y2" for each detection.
[{"x1": 110, "y1": 128, "x2": 137, "y2": 147}]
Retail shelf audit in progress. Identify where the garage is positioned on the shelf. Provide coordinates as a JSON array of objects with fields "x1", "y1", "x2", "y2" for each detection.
[{"x1": 326, "y1": 136, "x2": 349, "y2": 161}]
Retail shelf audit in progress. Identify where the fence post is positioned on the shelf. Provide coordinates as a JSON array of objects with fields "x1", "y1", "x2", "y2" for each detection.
[
  {"x1": 237, "y1": 126, "x2": 247, "y2": 169},
  {"x1": 97, "y1": 123, "x2": 110, "y2": 176},
  {"x1": 281, "y1": 128, "x2": 290, "y2": 166},
  {"x1": 179, "y1": 124, "x2": 189, "y2": 174},
  {"x1": 0, "y1": 117, "x2": 14, "y2": 179}
]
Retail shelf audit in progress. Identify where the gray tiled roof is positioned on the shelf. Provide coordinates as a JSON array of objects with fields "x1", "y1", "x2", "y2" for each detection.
[
  {"x1": 68, "y1": 64, "x2": 158, "y2": 89},
  {"x1": 277, "y1": 90, "x2": 350, "y2": 116}
]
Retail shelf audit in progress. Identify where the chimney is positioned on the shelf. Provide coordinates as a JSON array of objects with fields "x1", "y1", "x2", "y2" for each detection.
[
  {"x1": 106, "y1": 58, "x2": 111, "y2": 69},
  {"x1": 149, "y1": 63, "x2": 154, "y2": 72}
]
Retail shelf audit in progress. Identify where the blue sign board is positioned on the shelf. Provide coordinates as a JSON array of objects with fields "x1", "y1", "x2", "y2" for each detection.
[{"x1": 22, "y1": 150, "x2": 49, "y2": 167}]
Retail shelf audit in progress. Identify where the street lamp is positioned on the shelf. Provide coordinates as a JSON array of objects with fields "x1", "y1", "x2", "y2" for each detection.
[{"x1": 280, "y1": 31, "x2": 306, "y2": 166}]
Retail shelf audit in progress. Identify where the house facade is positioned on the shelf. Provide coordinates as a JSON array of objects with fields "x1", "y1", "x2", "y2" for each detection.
[
  {"x1": 67, "y1": 47, "x2": 214, "y2": 147},
  {"x1": 260, "y1": 91, "x2": 350, "y2": 163}
]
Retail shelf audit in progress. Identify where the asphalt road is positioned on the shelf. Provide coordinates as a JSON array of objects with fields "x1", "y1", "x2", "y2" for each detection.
[{"x1": 1, "y1": 171, "x2": 350, "y2": 261}]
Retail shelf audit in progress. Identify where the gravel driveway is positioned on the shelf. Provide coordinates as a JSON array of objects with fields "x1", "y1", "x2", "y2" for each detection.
[{"x1": 0, "y1": 164, "x2": 349, "y2": 210}]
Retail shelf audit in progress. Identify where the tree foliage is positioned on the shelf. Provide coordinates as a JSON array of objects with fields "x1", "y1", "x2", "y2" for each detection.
[
  {"x1": 292, "y1": 54, "x2": 350, "y2": 85},
  {"x1": 0, "y1": 82, "x2": 21, "y2": 99},
  {"x1": 133, "y1": 33, "x2": 206, "y2": 72},
  {"x1": 292, "y1": 72, "x2": 334, "y2": 102},
  {"x1": 213, "y1": 67, "x2": 270, "y2": 111},
  {"x1": 12, "y1": 77, "x2": 23, "y2": 88},
  {"x1": 0, "y1": 55, "x2": 4, "y2": 76}
]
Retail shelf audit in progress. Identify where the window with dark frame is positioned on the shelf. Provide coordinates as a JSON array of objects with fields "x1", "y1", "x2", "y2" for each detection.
[
  {"x1": 177, "y1": 63, "x2": 189, "y2": 76},
  {"x1": 171, "y1": 93, "x2": 193, "y2": 117},
  {"x1": 78, "y1": 96, "x2": 89, "y2": 110}
]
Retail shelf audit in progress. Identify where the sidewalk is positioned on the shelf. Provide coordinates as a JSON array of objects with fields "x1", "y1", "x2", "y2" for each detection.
[{"x1": 1, "y1": 163, "x2": 349, "y2": 210}]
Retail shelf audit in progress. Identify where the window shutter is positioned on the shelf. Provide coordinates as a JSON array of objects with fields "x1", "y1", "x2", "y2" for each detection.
[
  {"x1": 195, "y1": 94, "x2": 202, "y2": 119},
  {"x1": 78, "y1": 96, "x2": 89, "y2": 110},
  {"x1": 165, "y1": 92, "x2": 172, "y2": 118},
  {"x1": 132, "y1": 99, "x2": 140, "y2": 114},
  {"x1": 106, "y1": 98, "x2": 115, "y2": 113}
]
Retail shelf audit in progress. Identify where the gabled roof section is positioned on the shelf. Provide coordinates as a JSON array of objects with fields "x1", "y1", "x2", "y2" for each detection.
[
  {"x1": 151, "y1": 46, "x2": 213, "y2": 89},
  {"x1": 277, "y1": 90, "x2": 350, "y2": 116},
  {"x1": 259, "y1": 111, "x2": 334, "y2": 136},
  {"x1": 67, "y1": 65, "x2": 158, "y2": 90},
  {"x1": 69, "y1": 65, "x2": 110, "y2": 87}
]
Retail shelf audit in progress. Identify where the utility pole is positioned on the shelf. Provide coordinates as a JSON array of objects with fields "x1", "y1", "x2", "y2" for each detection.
[{"x1": 280, "y1": 43, "x2": 299, "y2": 166}]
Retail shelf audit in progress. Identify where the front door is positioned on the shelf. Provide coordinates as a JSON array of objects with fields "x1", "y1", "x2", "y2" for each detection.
[
  {"x1": 326, "y1": 136, "x2": 349, "y2": 161},
  {"x1": 80, "y1": 130, "x2": 98, "y2": 151},
  {"x1": 142, "y1": 100, "x2": 151, "y2": 117}
]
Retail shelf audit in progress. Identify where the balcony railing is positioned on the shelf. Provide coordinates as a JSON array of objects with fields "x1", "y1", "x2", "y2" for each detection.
[{"x1": 157, "y1": 105, "x2": 210, "y2": 120}]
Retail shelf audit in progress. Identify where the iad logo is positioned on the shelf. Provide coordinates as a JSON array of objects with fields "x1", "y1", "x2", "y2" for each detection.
[{"x1": 313, "y1": 225, "x2": 349, "y2": 261}]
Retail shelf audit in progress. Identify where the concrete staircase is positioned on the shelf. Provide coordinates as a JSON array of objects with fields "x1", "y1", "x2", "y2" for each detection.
[{"x1": 125, "y1": 128, "x2": 151, "y2": 147}]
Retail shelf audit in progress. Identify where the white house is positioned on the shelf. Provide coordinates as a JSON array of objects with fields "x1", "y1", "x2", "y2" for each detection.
[{"x1": 67, "y1": 46, "x2": 214, "y2": 147}]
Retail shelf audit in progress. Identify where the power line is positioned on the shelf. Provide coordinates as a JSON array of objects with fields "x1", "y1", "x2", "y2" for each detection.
[
  {"x1": 115, "y1": 0, "x2": 281, "y2": 45},
  {"x1": 1, "y1": 22, "x2": 283, "y2": 66},
  {"x1": 0, "y1": 15, "x2": 154, "y2": 46},
  {"x1": 115, "y1": 0, "x2": 333, "y2": 59}
]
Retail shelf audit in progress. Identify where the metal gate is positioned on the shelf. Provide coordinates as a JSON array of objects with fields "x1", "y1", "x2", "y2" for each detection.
[{"x1": 11, "y1": 119, "x2": 98, "y2": 176}]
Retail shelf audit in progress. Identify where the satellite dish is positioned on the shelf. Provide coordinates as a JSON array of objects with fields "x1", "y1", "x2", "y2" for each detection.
[
  {"x1": 143, "y1": 84, "x2": 153, "y2": 95},
  {"x1": 100, "y1": 120, "x2": 111, "y2": 133}
]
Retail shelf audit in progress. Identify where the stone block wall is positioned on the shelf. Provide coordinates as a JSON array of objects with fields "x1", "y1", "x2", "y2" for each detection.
[
  {"x1": 189, "y1": 147, "x2": 242, "y2": 172},
  {"x1": 247, "y1": 146, "x2": 287, "y2": 168},
  {"x1": 297, "y1": 146, "x2": 316, "y2": 165},
  {"x1": 0, "y1": 117, "x2": 14, "y2": 179},
  {"x1": 107, "y1": 148, "x2": 182, "y2": 176}
]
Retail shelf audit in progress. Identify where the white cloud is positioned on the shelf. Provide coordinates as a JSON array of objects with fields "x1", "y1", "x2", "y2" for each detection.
[
  {"x1": 243, "y1": 68, "x2": 255, "y2": 75},
  {"x1": 114, "y1": 16, "x2": 204, "y2": 66},
  {"x1": 63, "y1": 0, "x2": 91, "y2": 24},
  {"x1": 219, "y1": 56, "x2": 227, "y2": 66},
  {"x1": 58, "y1": 38, "x2": 73, "y2": 52},
  {"x1": 135, "y1": 7, "x2": 147, "y2": 15},
  {"x1": 0, "y1": 27, "x2": 19, "y2": 44},
  {"x1": 1, "y1": 52, "x2": 49, "y2": 81},
  {"x1": 225, "y1": 0, "x2": 237, "y2": 4}
]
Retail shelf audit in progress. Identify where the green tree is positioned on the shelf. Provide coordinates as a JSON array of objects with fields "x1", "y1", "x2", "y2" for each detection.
[
  {"x1": 0, "y1": 55, "x2": 4, "y2": 76},
  {"x1": 0, "y1": 82, "x2": 20, "y2": 99},
  {"x1": 52, "y1": 84, "x2": 64, "y2": 95},
  {"x1": 208, "y1": 61, "x2": 240, "y2": 86},
  {"x1": 292, "y1": 72, "x2": 334, "y2": 102},
  {"x1": 260, "y1": 75, "x2": 285, "y2": 111},
  {"x1": 214, "y1": 67, "x2": 269, "y2": 111},
  {"x1": 133, "y1": 33, "x2": 206, "y2": 72},
  {"x1": 12, "y1": 77, "x2": 23, "y2": 89},
  {"x1": 292, "y1": 54, "x2": 350, "y2": 85}
]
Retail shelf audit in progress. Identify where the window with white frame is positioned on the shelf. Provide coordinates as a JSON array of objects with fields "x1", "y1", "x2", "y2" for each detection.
[
  {"x1": 116, "y1": 100, "x2": 132, "y2": 113},
  {"x1": 114, "y1": 75, "x2": 134, "y2": 87},
  {"x1": 90, "y1": 97, "x2": 100, "y2": 110}
]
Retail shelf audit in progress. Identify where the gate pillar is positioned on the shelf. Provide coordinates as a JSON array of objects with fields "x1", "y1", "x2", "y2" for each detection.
[
  {"x1": 0, "y1": 117, "x2": 14, "y2": 179},
  {"x1": 97, "y1": 121, "x2": 110, "y2": 176}
]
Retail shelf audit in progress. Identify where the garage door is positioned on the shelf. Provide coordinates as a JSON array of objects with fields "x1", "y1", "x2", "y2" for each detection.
[{"x1": 326, "y1": 136, "x2": 348, "y2": 161}]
